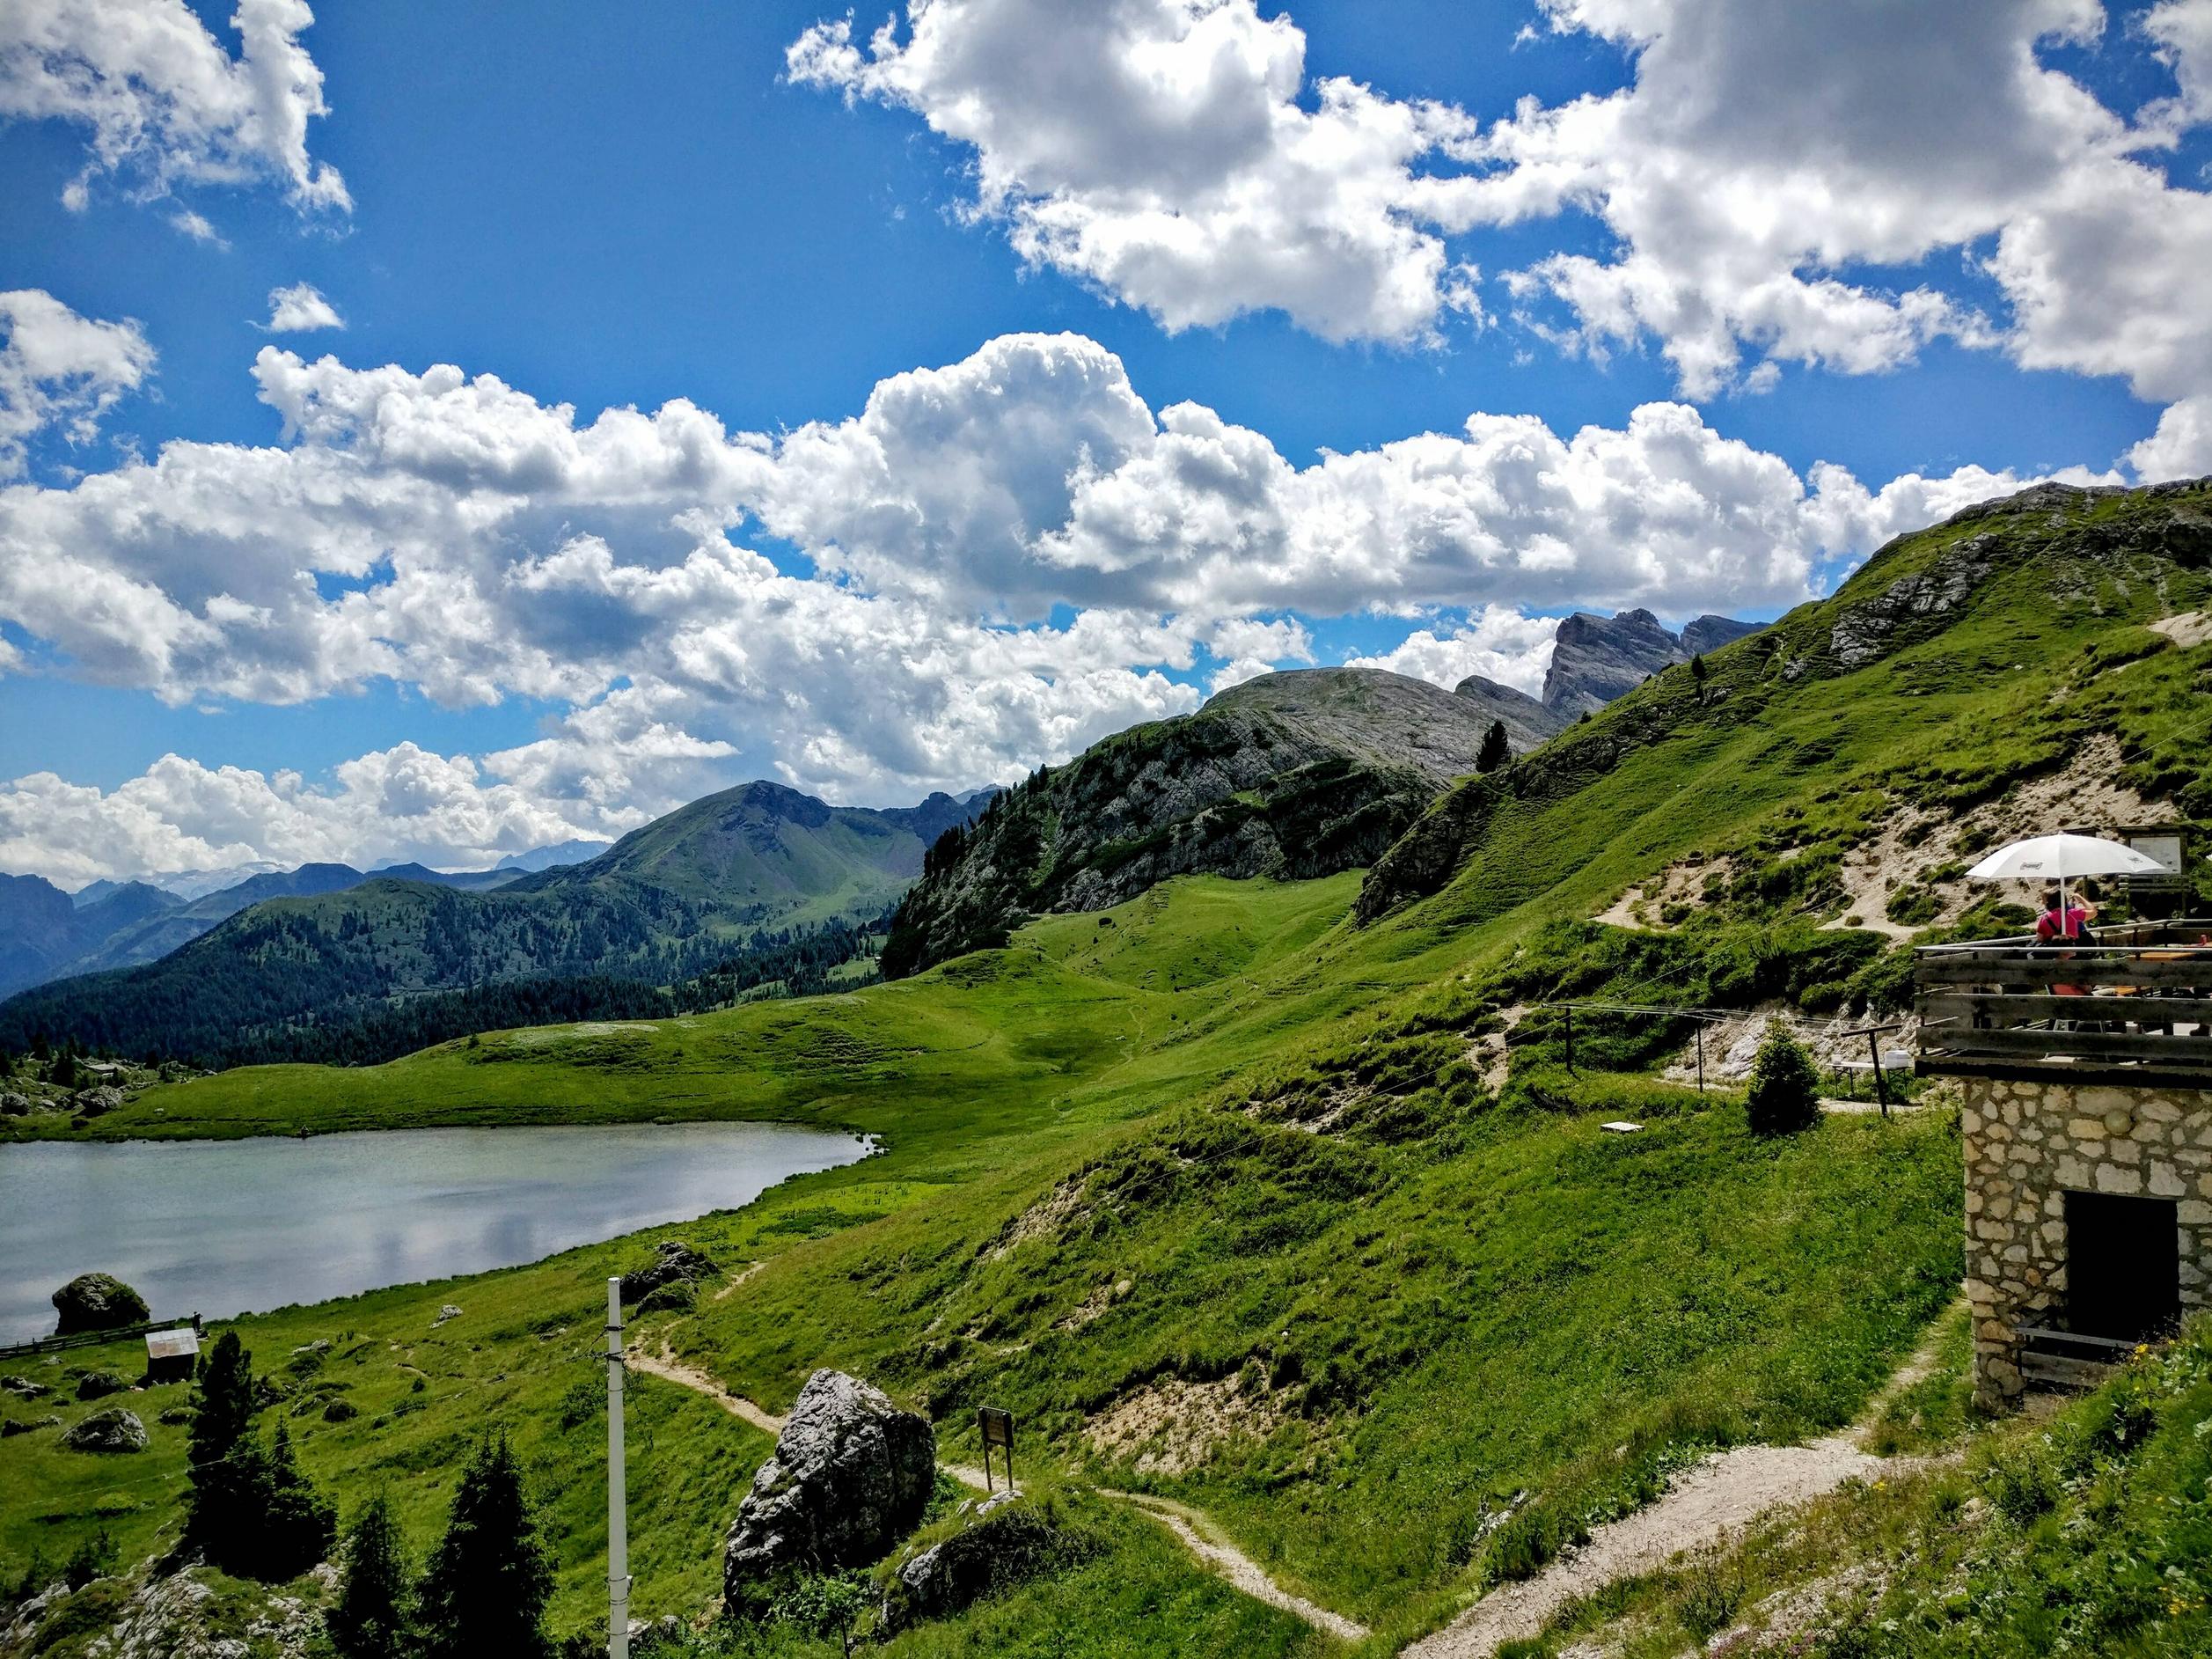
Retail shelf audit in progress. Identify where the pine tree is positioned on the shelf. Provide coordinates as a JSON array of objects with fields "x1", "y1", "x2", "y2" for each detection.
[
  {"x1": 183, "y1": 1332, "x2": 335, "y2": 1580},
  {"x1": 415, "y1": 1436, "x2": 555, "y2": 1659},
  {"x1": 327, "y1": 1494, "x2": 413, "y2": 1659},
  {"x1": 1476, "y1": 719, "x2": 1510, "y2": 774},
  {"x1": 254, "y1": 1420, "x2": 336, "y2": 1580},
  {"x1": 183, "y1": 1331, "x2": 260, "y2": 1567},
  {"x1": 1689, "y1": 653, "x2": 1708, "y2": 701}
]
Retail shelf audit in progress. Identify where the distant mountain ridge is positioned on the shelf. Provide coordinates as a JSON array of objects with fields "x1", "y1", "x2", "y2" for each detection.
[
  {"x1": 1541, "y1": 609, "x2": 1764, "y2": 716},
  {"x1": 0, "y1": 782, "x2": 992, "y2": 1063},
  {"x1": 882, "y1": 667, "x2": 1514, "y2": 977},
  {"x1": 0, "y1": 839, "x2": 619, "y2": 997}
]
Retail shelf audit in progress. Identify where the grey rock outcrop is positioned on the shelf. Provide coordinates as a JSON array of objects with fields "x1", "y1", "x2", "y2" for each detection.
[
  {"x1": 884, "y1": 666, "x2": 1517, "y2": 975},
  {"x1": 62, "y1": 1406, "x2": 148, "y2": 1452},
  {"x1": 1451, "y1": 675, "x2": 1569, "y2": 752},
  {"x1": 1678, "y1": 613, "x2": 1765, "y2": 657},
  {"x1": 880, "y1": 1494, "x2": 1077, "y2": 1633},
  {"x1": 619, "y1": 1238, "x2": 717, "y2": 1304},
  {"x1": 2, "y1": 1373, "x2": 48, "y2": 1398},
  {"x1": 722, "y1": 1369, "x2": 935, "y2": 1615},
  {"x1": 52, "y1": 1273, "x2": 150, "y2": 1335},
  {"x1": 2, "y1": 1414, "x2": 62, "y2": 1437},
  {"x1": 75, "y1": 1368, "x2": 129, "y2": 1400}
]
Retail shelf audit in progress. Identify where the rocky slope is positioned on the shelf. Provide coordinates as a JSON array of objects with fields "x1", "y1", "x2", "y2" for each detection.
[
  {"x1": 1542, "y1": 608, "x2": 1765, "y2": 716},
  {"x1": 1450, "y1": 673, "x2": 1570, "y2": 750},
  {"x1": 882, "y1": 667, "x2": 1506, "y2": 976},
  {"x1": 1355, "y1": 477, "x2": 2212, "y2": 924}
]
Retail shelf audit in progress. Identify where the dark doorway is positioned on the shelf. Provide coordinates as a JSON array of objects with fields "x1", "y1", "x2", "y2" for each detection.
[{"x1": 2065, "y1": 1191, "x2": 2181, "y2": 1340}]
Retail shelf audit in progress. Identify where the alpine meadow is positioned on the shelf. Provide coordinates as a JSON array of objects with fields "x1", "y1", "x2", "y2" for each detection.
[{"x1": 5, "y1": 4, "x2": 2212, "y2": 1658}]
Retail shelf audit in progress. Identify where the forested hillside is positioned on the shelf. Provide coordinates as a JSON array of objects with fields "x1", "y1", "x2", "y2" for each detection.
[{"x1": 0, "y1": 782, "x2": 985, "y2": 1066}]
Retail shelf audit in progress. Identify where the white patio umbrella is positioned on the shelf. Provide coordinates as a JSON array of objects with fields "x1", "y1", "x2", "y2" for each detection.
[{"x1": 1966, "y1": 833, "x2": 2165, "y2": 931}]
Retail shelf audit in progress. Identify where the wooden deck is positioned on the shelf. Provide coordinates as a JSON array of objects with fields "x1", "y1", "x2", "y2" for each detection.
[{"x1": 1914, "y1": 920, "x2": 2212, "y2": 1080}]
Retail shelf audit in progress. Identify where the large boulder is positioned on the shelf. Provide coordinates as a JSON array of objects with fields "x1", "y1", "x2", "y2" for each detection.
[
  {"x1": 62, "y1": 1406, "x2": 148, "y2": 1453},
  {"x1": 879, "y1": 1494, "x2": 1077, "y2": 1633},
  {"x1": 51, "y1": 1273, "x2": 149, "y2": 1335},
  {"x1": 75, "y1": 1369, "x2": 130, "y2": 1401},
  {"x1": 722, "y1": 1369, "x2": 935, "y2": 1615},
  {"x1": 619, "y1": 1239, "x2": 716, "y2": 1304}
]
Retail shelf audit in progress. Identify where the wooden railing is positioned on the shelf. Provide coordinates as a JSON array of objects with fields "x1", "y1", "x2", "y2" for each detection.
[
  {"x1": 1914, "y1": 920, "x2": 2212, "y2": 1076},
  {"x1": 0, "y1": 1313, "x2": 200, "y2": 1366}
]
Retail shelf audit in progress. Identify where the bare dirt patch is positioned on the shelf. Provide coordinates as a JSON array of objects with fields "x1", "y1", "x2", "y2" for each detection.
[
  {"x1": 1084, "y1": 1373, "x2": 1285, "y2": 1477},
  {"x1": 991, "y1": 1176, "x2": 1091, "y2": 1260},
  {"x1": 1596, "y1": 857, "x2": 1737, "y2": 931},
  {"x1": 1056, "y1": 1278, "x2": 1134, "y2": 1332},
  {"x1": 1660, "y1": 1005, "x2": 1921, "y2": 1089},
  {"x1": 1827, "y1": 733, "x2": 2163, "y2": 939},
  {"x1": 2150, "y1": 609, "x2": 2212, "y2": 648},
  {"x1": 1466, "y1": 1003, "x2": 1528, "y2": 1092}
]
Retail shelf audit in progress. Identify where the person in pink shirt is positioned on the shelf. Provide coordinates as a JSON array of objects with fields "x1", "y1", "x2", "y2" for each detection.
[{"x1": 2037, "y1": 885, "x2": 2097, "y2": 998}]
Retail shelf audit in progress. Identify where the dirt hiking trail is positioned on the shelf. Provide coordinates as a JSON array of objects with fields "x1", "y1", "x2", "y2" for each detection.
[{"x1": 1402, "y1": 1308, "x2": 1961, "y2": 1658}]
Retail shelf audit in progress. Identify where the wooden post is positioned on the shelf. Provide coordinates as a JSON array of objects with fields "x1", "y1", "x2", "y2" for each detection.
[
  {"x1": 1867, "y1": 1031, "x2": 1889, "y2": 1119},
  {"x1": 607, "y1": 1279, "x2": 629, "y2": 1659},
  {"x1": 1695, "y1": 1024, "x2": 1705, "y2": 1093},
  {"x1": 1564, "y1": 1005, "x2": 1575, "y2": 1075}
]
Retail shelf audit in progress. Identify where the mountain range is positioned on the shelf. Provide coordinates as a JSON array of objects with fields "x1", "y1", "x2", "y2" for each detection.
[
  {"x1": 0, "y1": 605, "x2": 1757, "y2": 1055},
  {"x1": 0, "y1": 842, "x2": 607, "y2": 1000},
  {"x1": 0, "y1": 783, "x2": 993, "y2": 1063}
]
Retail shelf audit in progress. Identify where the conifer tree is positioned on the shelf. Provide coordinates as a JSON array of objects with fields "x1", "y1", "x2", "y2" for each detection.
[
  {"x1": 254, "y1": 1420, "x2": 336, "y2": 1580},
  {"x1": 415, "y1": 1435, "x2": 555, "y2": 1659},
  {"x1": 1476, "y1": 720, "x2": 1510, "y2": 774},
  {"x1": 183, "y1": 1331, "x2": 260, "y2": 1565},
  {"x1": 327, "y1": 1494, "x2": 413, "y2": 1659}
]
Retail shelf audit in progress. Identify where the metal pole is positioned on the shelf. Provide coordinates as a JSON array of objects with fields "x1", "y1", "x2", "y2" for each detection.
[{"x1": 607, "y1": 1278, "x2": 629, "y2": 1659}]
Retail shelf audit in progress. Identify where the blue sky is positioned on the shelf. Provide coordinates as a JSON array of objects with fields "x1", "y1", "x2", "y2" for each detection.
[{"x1": 1, "y1": 0, "x2": 2208, "y2": 882}]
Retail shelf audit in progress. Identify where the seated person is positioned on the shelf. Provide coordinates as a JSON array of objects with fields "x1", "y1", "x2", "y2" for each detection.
[{"x1": 2037, "y1": 885, "x2": 2097, "y2": 999}]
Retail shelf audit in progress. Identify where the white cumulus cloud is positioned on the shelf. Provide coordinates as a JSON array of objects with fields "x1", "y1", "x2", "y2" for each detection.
[
  {"x1": 0, "y1": 0, "x2": 349, "y2": 214},
  {"x1": 0, "y1": 289, "x2": 156, "y2": 478},
  {"x1": 264, "y1": 282, "x2": 342, "y2": 333},
  {"x1": 0, "y1": 330, "x2": 2091, "y2": 881},
  {"x1": 788, "y1": 0, "x2": 1489, "y2": 342}
]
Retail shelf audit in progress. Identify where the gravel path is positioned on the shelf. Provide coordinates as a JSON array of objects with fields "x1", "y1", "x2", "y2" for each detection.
[
  {"x1": 1402, "y1": 1309, "x2": 1959, "y2": 1658},
  {"x1": 1103, "y1": 1491, "x2": 1370, "y2": 1641},
  {"x1": 625, "y1": 1344, "x2": 786, "y2": 1435},
  {"x1": 1401, "y1": 1438, "x2": 1886, "y2": 1658}
]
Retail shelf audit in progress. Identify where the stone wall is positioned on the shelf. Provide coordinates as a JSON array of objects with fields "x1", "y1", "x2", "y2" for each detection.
[{"x1": 1960, "y1": 1074, "x2": 2212, "y2": 1407}]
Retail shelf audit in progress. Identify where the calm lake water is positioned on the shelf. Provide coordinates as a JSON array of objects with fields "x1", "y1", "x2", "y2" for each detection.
[{"x1": 0, "y1": 1121, "x2": 870, "y2": 1343}]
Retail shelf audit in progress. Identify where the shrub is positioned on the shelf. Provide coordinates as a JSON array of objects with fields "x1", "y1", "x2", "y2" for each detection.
[{"x1": 1745, "y1": 1025, "x2": 1820, "y2": 1134}]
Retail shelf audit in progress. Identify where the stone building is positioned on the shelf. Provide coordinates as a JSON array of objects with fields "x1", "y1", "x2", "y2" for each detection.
[{"x1": 1918, "y1": 925, "x2": 2212, "y2": 1406}]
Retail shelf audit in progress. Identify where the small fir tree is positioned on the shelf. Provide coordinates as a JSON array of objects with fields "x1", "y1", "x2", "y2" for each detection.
[
  {"x1": 327, "y1": 1494, "x2": 413, "y2": 1659},
  {"x1": 1746, "y1": 1024, "x2": 1821, "y2": 1134},
  {"x1": 1476, "y1": 720, "x2": 1511, "y2": 774},
  {"x1": 183, "y1": 1331, "x2": 260, "y2": 1565},
  {"x1": 254, "y1": 1420, "x2": 336, "y2": 1579},
  {"x1": 415, "y1": 1435, "x2": 555, "y2": 1659}
]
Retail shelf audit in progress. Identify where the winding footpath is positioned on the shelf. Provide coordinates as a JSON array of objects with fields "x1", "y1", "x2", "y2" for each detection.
[
  {"x1": 630, "y1": 1268, "x2": 1958, "y2": 1654},
  {"x1": 1403, "y1": 1309, "x2": 1962, "y2": 1659}
]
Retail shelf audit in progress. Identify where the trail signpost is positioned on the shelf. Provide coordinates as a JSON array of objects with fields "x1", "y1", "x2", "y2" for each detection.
[{"x1": 978, "y1": 1406, "x2": 1015, "y2": 1492}]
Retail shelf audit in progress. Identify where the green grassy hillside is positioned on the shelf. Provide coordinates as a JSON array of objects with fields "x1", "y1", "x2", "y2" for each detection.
[{"x1": 8, "y1": 481, "x2": 2212, "y2": 1656}]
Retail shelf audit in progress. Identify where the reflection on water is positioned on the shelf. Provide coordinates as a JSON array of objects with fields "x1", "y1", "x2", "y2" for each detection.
[{"x1": 0, "y1": 1121, "x2": 869, "y2": 1342}]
